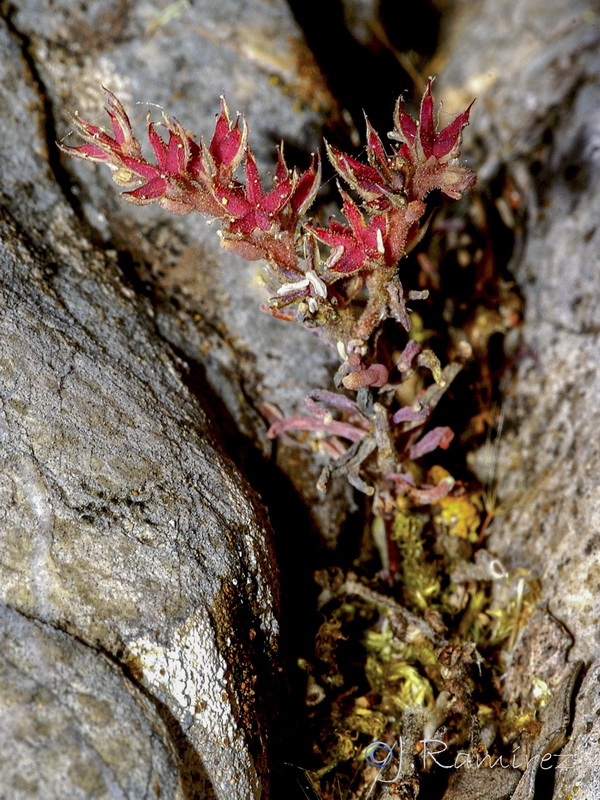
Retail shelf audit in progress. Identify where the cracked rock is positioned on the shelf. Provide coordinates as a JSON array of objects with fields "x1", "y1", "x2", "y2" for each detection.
[
  {"x1": 439, "y1": 1, "x2": 600, "y2": 797},
  {"x1": 9, "y1": 0, "x2": 353, "y2": 548},
  {"x1": 0, "y1": 15, "x2": 279, "y2": 799},
  {"x1": 0, "y1": 605, "x2": 186, "y2": 800}
]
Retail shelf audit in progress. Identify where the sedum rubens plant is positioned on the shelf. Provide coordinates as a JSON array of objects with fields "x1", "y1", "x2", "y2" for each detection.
[{"x1": 60, "y1": 81, "x2": 475, "y2": 537}]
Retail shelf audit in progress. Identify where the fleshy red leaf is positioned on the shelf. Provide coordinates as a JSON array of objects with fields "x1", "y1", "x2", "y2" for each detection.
[
  {"x1": 418, "y1": 79, "x2": 436, "y2": 159},
  {"x1": 244, "y1": 149, "x2": 266, "y2": 206},
  {"x1": 267, "y1": 415, "x2": 367, "y2": 442},
  {"x1": 432, "y1": 100, "x2": 475, "y2": 159},
  {"x1": 291, "y1": 154, "x2": 321, "y2": 216},
  {"x1": 342, "y1": 363, "x2": 389, "y2": 389},
  {"x1": 365, "y1": 116, "x2": 388, "y2": 166},
  {"x1": 102, "y1": 87, "x2": 137, "y2": 151},
  {"x1": 119, "y1": 155, "x2": 160, "y2": 181},
  {"x1": 209, "y1": 100, "x2": 246, "y2": 171},
  {"x1": 147, "y1": 122, "x2": 169, "y2": 168},
  {"x1": 408, "y1": 426, "x2": 454, "y2": 459},
  {"x1": 393, "y1": 97, "x2": 418, "y2": 144},
  {"x1": 392, "y1": 404, "x2": 430, "y2": 424},
  {"x1": 212, "y1": 186, "x2": 252, "y2": 217},
  {"x1": 124, "y1": 177, "x2": 167, "y2": 202}
]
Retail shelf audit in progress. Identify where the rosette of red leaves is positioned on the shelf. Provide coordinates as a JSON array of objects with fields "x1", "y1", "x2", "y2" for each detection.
[
  {"x1": 393, "y1": 79, "x2": 476, "y2": 201},
  {"x1": 60, "y1": 81, "x2": 473, "y2": 292}
]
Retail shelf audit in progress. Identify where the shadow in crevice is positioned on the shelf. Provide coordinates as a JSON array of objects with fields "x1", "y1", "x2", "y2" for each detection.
[
  {"x1": 532, "y1": 661, "x2": 585, "y2": 800},
  {"x1": 166, "y1": 341, "x2": 329, "y2": 796},
  {"x1": 285, "y1": 0, "x2": 441, "y2": 139},
  {"x1": 89, "y1": 223, "x2": 331, "y2": 794},
  {"x1": 153, "y1": 699, "x2": 216, "y2": 800}
]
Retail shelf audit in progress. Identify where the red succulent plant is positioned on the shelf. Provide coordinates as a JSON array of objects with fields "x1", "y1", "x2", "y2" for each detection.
[{"x1": 60, "y1": 81, "x2": 475, "y2": 506}]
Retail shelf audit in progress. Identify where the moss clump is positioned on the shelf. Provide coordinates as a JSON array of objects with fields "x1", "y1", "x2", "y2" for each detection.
[{"x1": 391, "y1": 510, "x2": 441, "y2": 611}]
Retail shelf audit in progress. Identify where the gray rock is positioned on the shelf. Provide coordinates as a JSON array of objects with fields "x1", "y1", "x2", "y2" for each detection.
[
  {"x1": 0, "y1": 14, "x2": 279, "y2": 799},
  {"x1": 7, "y1": 0, "x2": 352, "y2": 546},
  {"x1": 439, "y1": 1, "x2": 600, "y2": 796},
  {"x1": 552, "y1": 658, "x2": 600, "y2": 799},
  {"x1": 0, "y1": 605, "x2": 186, "y2": 800}
]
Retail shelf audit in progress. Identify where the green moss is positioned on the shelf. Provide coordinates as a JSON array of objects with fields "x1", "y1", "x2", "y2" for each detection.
[{"x1": 391, "y1": 511, "x2": 441, "y2": 611}]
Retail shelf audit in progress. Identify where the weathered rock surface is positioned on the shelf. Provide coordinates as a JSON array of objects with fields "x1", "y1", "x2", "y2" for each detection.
[
  {"x1": 0, "y1": 13, "x2": 280, "y2": 799},
  {"x1": 6, "y1": 0, "x2": 353, "y2": 546},
  {"x1": 440, "y1": 1, "x2": 600, "y2": 796},
  {"x1": 0, "y1": 605, "x2": 186, "y2": 800}
]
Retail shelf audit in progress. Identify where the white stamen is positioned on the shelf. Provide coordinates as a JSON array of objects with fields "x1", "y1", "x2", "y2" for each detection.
[
  {"x1": 376, "y1": 228, "x2": 385, "y2": 254},
  {"x1": 277, "y1": 278, "x2": 309, "y2": 295},
  {"x1": 305, "y1": 270, "x2": 328, "y2": 298},
  {"x1": 336, "y1": 341, "x2": 347, "y2": 360},
  {"x1": 307, "y1": 297, "x2": 318, "y2": 313},
  {"x1": 327, "y1": 245, "x2": 345, "y2": 268}
]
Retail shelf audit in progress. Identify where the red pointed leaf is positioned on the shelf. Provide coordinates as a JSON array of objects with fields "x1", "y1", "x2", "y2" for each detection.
[
  {"x1": 147, "y1": 122, "x2": 169, "y2": 169},
  {"x1": 274, "y1": 146, "x2": 289, "y2": 183},
  {"x1": 339, "y1": 190, "x2": 365, "y2": 236},
  {"x1": 291, "y1": 154, "x2": 321, "y2": 215},
  {"x1": 244, "y1": 150, "x2": 265, "y2": 205},
  {"x1": 119, "y1": 155, "x2": 160, "y2": 180},
  {"x1": 61, "y1": 142, "x2": 110, "y2": 161},
  {"x1": 107, "y1": 110, "x2": 128, "y2": 145},
  {"x1": 432, "y1": 101, "x2": 474, "y2": 159},
  {"x1": 262, "y1": 181, "x2": 292, "y2": 214},
  {"x1": 306, "y1": 224, "x2": 354, "y2": 250},
  {"x1": 365, "y1": 117, "x2": 388, "y2": 165},
  {"x1": 393, "y1": 98, "x2": 418, "y2": 144},
  {"x1": 213, "y1": 186, "x2": 252, "y2": 217},
  {"x1": 418, "y1": 80, "x2": 436, "y2": 159},
  {"x1": 162, "y1": 130, "x2": 180, "y2": 172},
  {"x1": 210, "y1": 101, "x2": 232, "y2": 151},
  {"x1": 327, "y1": 143, "x2": 383, "y2": 196},
  {"x1": 124, "y1": 176, "x2": 167, "y2": 202},
  {"x1": 102, "y1": 88, "x2": 143, "y2": 158}
]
